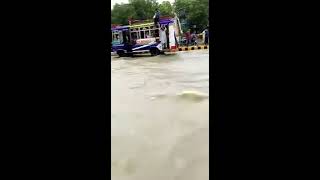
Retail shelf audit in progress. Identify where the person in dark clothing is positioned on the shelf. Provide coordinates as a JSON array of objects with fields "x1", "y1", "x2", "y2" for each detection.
[
  {"x1": 191, "y1": 32, "x2": 198, "y2": 45},
  {"x1": 185, "y1": 30, "x2": 191, "y2": 47},
  {"x1": 122, "y1": 31, "x2": 132, "y2": 56},
  {"x1": 207, "y1": 30, "x2": 209, "y2": 44},
  {"x1": 122, "y1": 31, "x2": 128, "y2": 43},
  {"x1": 204, "y1": 29, "x2": 209, "y2": 45},
  {"x1": 153, "y1": 9, "x2": 160, "y2": 28}
]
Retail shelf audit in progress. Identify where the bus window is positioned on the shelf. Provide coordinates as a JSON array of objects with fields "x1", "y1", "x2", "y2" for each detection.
[
  {"x1": 145, "y1": 30, "x2": 150, "y2": 38},
  {"x1": 140, "y1": 31, "x2": 145, "y2": 39},
  {"x1": 131, "y1": 32, "x2": 139, "y2": 40},
  {"x1": 112, "y1": 32, "x2": 121, "y2": 44},
  {"x1": 149, "y1": 24, "x2": 159, "y2": 38},
  {"x1": 155, "y1": 29, "x2": 159, "y2": 37},
  {"x1": 118, "y1": 31, "x2": 123, "y2": 43},
  {"x1": 122, "y1": 30, "x2": 131, "y2": 43},
  {"x1": 150, "y1": 30, "x2": 155, "y2": 37}
]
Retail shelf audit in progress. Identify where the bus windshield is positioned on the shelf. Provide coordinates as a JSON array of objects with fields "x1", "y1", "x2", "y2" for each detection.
[{"x1": 112, "y1": 31, "x2": 123, "y2": 45}]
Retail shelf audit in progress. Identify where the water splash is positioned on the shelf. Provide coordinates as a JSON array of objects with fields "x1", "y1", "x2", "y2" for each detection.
[{"x1": 175, "y1": 91, "x2": 209, "y2": 102}]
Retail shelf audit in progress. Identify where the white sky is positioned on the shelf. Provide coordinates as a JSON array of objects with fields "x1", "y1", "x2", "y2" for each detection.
[{"x1": 111, "y1": 0, "x2": 175, "y2": 9}]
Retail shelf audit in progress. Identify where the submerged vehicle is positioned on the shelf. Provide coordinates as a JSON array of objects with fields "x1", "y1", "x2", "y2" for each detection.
[{"x1": 111, "y1": 15, "x2": 182, "y2": 57}]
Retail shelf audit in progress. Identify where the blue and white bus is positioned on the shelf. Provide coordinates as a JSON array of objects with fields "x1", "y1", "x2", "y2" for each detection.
[{"x1": 111, "y1": 16, "x2": 182, "y2": 57}]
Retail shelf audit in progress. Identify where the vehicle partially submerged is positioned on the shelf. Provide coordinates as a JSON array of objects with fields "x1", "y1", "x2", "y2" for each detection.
[{"x1": 111, "y1": 15, "x2": 182, "y2": 57}]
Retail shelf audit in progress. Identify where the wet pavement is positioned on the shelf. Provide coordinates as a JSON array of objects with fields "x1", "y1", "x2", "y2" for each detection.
[{"x1": 111, "y1": 50, "x2": 209, "y2": 180}]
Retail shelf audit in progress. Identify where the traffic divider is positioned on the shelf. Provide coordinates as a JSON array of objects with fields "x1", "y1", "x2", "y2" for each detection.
[{"x1": 178, "y1": 45, "x2": 209, "y2": 51}]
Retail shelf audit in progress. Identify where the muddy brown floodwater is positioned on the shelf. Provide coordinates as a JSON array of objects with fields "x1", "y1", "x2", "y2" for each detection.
[{"x1": 111, "y1": 50, "x2": 209, "y2": 180}]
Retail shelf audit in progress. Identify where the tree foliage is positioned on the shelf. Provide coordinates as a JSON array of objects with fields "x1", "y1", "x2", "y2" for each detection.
[
  {"x1": 174, "y1": 0, "x2": 209, "y2": 31},
  {"x1": 159, "y1": 1, "x2": 174, "y2": 17},
  {"x1": 128, "y1": 0, "x2": 158, "y2": 20},
  {"x1": 111, "y1": 3, "x2": 136, "y2": 25},
  {"x1": 112, "y1": 0, "x2": 160, "y2": 24},
  {"x1": 111, "y1": 0, "x2": 208, "y2": 31}
]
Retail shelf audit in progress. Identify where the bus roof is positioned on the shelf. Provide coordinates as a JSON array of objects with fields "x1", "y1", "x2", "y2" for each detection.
[
  {"x1": 111, "y1": 25, "x2": 129, "y2": 31},
  {"x1": 159, "y1": 18, "x2": 174, "y2": 25},
  {"x1": 111, "y1": 17, "x2": 176, "y2": 30},
  {"x1": 129, "y1": 19, "x2": 175, "y2": 28}
]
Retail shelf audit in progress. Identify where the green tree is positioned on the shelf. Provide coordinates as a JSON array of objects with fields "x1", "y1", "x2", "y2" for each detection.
[
  {"x1": 111, "y1": 3, "x2": 136, "y2": 25},
  {"x1": 174, "y1": 0, "x2": 208, "y2": 32},
  {"x1": 111, "y1": 0, "x2": 209, "y2": 30},
  {"x1": 174, "y1": 0, "x2": 190, "y2": 18},
  {"x1": 186, "y1": 0, "x2": 208, "y2": 30},
  {"x1": 159, "y1": 1, "x2": 174, "y2": 17},
  {"x1": 111, "y1": 0, "x2": 159, "y2": 24},
  {"x1": 128, "y1": 0, "x2": 158, "y2": 20}
]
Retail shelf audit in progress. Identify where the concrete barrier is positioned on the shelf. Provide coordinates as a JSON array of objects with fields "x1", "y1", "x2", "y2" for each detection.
[{"x1": 178, "y1": 45, "x2": 209, "y2": 51}]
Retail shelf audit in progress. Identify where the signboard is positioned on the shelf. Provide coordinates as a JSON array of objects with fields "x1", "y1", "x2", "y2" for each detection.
[{"x1": 136, "y1": 38, "x2": 156, "y2": 45}]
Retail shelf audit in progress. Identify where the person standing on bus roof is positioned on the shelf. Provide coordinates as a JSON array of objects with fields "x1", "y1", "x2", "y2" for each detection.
[{"x1": 153, "y1": 9, "x2": 160, "y2": 28}]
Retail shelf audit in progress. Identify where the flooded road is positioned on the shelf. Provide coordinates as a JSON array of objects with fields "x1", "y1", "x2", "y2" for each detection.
[{"x1": 111, "y1": 50, "x2": 209, "y2": 180}]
